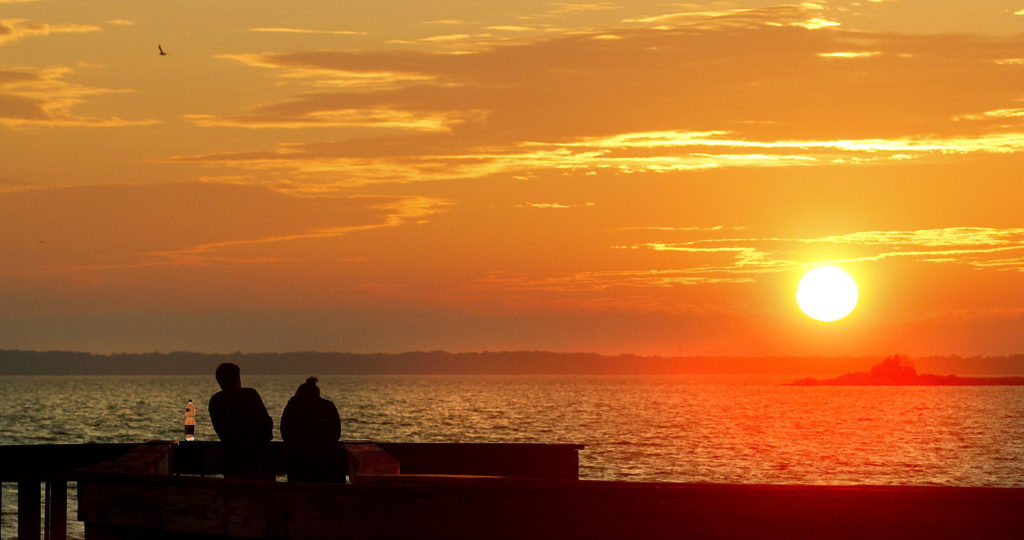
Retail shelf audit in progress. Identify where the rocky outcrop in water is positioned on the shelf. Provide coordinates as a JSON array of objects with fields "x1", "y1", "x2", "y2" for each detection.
[{"x1": 788, "y1": 355, "x2": 1024, "y2": 386}]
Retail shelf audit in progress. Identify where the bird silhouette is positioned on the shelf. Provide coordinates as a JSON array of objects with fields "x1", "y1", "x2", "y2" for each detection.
[{"x1": 158, "y1": 44, "x2": 167, "y2": 56}]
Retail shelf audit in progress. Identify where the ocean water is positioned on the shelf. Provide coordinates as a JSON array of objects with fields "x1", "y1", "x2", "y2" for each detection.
[{"x1": 1, "y1": 374, "x2": 1023, "y2": 537}]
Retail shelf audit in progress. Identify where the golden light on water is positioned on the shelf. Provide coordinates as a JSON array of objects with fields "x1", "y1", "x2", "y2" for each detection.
[{"x1": 796, "y1": 266, "x2": 859, "y2": 322}]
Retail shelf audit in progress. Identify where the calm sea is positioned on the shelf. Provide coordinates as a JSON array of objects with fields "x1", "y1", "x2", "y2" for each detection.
[{"x1": 1, "y1": 374, "x2": 1023, "y2": 537}]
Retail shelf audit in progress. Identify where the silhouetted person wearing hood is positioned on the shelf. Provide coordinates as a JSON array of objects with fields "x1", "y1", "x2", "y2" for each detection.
[
  {"x1": 208, "y1": 362, "x2": 274, "y2": 480},
  {"x1": 281, "y1": 376, "x2": 344, "y2": 482}
]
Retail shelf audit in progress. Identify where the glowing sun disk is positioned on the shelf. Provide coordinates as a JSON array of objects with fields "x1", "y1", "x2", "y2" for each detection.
[{"x1": 796, "y1": 266, "x2": 858, "y2": 322}]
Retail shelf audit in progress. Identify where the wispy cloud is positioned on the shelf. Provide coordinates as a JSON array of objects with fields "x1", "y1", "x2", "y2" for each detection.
[
  {"x1": 170, "y1": 127, "x2": 1024, "y2": 187},
  {"x1": 955, "y1": 107, "x2": 1024, "y2": 121},
  {"x1": 0, "y1": 183, "x2": 452, "y2": 274},
  {"x1": 618, "y1": 227, "x2": 1024, "y2": 277},
  {"x1": 0, "y1": 19, "x2": 102, "y2": 47},
  {"x1": 169, "y1": 6, "x2": 1024, "y2": 188},
  {"x1": 0, "y1": 65, "x2": 158, "y2": 128},
  {"x1": 790, "y1": 18, "x2": 840, "y2": 30},
  {"x1": 250, "y1": 27, "x2": 366, "y2": 36},
  {"x1": 184, "y1": 107, "x2": 480, "y2": 131},
  {"x1": 428, "y1": 226, "x2": 1024, "y2": 310},
  {"x1": 474, "y1": 269, "x2": 754, "y2": 294},
  {"x1": 486, "y1": 26, "x2": 537, "y2": 32},
  {"x1": 519, "y1": 202, "x2": 596, "y2": 209},
  {"x1": 818, "y1": 51, "x2": 880, "y2": 58},
  {"x1": 420, "y1": 33, "x2": 478, "y2": 43},
  {"x1": 606, "y1": 225, "x2": 746, "y2": 233},
  {"x1": 549, "y1": 129, "x2": 1024, "y2": 156},
  {"x1": 218, "y1": 53, "x2": 438, "y2": 90},
  {"x1": 549, "y1": 3, "x2": 620, "y2": 15},
  {"x1": 147, "y1": 195, "x2": 450, "y2": 266},
  {"x1": 623, "y1": 8, "x2": 751, "y2": 24}
]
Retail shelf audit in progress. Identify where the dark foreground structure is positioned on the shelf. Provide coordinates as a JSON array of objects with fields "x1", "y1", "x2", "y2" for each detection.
[{"x1": 2, "y1": 441, "x2": 1023, "y2": 539}]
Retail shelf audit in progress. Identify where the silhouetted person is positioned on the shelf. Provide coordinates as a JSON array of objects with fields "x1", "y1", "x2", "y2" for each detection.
[
  {"x1": 280, "y1": 376, "x2": 344, "y2": 482},
  {"x1": 208, "y1": 362, "x2": 274, "y2": 480}
]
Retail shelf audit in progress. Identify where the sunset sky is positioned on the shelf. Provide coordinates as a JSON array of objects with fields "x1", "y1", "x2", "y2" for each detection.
[{"x1": 3, "y1": 1, "x2": 1024, "y2": 356}]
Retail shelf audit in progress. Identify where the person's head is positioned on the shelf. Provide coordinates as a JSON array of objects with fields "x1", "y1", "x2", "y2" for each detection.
[
  {"x1": 295, "y1": 376, "x2": 320, "y2": 398},
  {"x1": 215, "y1": 362, "x2": 242, "y2": 390}
]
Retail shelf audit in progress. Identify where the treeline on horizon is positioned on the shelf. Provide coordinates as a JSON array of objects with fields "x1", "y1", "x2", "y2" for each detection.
[{"x1": 2, "y1": 349, "x2": 1024, "y2": 376}]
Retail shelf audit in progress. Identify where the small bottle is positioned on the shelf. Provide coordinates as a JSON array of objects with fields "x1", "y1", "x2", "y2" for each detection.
[{"x1": 184, "y1": 399, "x2": 197, "y2": 441}]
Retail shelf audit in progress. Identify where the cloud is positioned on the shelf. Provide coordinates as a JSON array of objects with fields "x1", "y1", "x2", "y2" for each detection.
[
  {"x1": 0, "y1": 65, "x2": 158, "y2": 127},
  {"x1": 250, "y1": 27, "x2": 366, "y2": 36},
  {"x1": 486, "y1": 26, "x2": 537, "y2": 32},
  {"x1": 618, "y1": 227, "x2": 1024, "y2": 277},
  {"x1": 145, "y1": 194, "x2": 449, "y2": 266},
  {"x1": 805, "y1": 227, "x2": 1024, "y2": 247},
  {"x1": 184, "y1": 107, "x2": 481, "y2": 131},
  {"x1": 621, "y1": 3, "x2": 832, "y2": 29},
  {"x1": 217, "y1": 53, "x2": 439, "y2": 89},
  {"x1": 170, "y1": 127, "x2": 1024, "y2": 188},
  {"x1": 174, "y1": 5, "x2": 1024, "y2": 186},
  {"x1": 790, "y1": 18, "x2": 840, "y2": 30},
  {"x1": 474, "y1": 269, "x2": 753, "y2": 294},
  {"x1": 0, "y1": 183, "x2": 452, "y2": 274},
  {"x1": 435, "y1": 225, "x2": 1024, "y2": 312},
  {"x1": 955, "y1": 107, "x2": 1024, "y2": 121},
  {"x1": 549, "y1": 3, "x2": 620, "y2": 15},
  {"x1": 606, "y1": 226, "x2": 746, "y2": 233},
  {"x1": 420, "y1": 33, "x2": 477, "y2": 43},
  {"x1": 0, "y1": 18, "x2": 102, "y2": 47},
  {"x1": 817, "y1": 51, "x2": 880, "y2": 58},
  {"x1": 519, "y1": 202, "x2": 596, "y2": 209}
]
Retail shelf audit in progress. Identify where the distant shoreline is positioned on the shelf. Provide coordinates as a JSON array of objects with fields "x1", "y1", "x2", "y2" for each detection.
[{"x1": 3, "y1": 349, "x2": 1024, "y2": 376}]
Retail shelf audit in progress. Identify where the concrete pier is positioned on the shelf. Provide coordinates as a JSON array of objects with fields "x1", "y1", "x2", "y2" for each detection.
[{"x1": 3, "y1": 442, "x2": 1023, "y2": 539}]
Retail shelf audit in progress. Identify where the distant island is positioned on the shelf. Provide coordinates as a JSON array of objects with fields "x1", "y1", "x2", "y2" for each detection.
[{"x1": 788, "y1": 355, "x2": 1024, "y2": 386}]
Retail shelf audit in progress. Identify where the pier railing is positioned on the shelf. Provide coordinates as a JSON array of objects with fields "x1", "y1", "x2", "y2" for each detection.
[
  {"x1": 0, "y1": 441, "x2": 583, "y2": 539},
  {"x1": 0, "y1": 443, "x2": 141, "y2": 540},
  {"x1": 7, "y1": 442, "x2": 1024, "y2": 539},
  {"x1": 77, "y1": 443, "x2": 1024, "y2": 539}
]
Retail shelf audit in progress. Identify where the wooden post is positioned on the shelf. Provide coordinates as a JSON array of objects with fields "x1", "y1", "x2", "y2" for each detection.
[
  {"x1": 43, "y1": 481, "x2": 49, "y2": 540},
  {"x1": 46, "y1": 479, "x2": 67, "y2": 540},
  {"x1": 18, "y1": 480, "x2": 41, "y2": 540}
]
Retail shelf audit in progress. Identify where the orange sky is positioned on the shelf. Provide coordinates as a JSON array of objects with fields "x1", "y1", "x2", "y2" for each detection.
[{"x1": 2, "y1": 1, "x2": 1024, "y2": 356}]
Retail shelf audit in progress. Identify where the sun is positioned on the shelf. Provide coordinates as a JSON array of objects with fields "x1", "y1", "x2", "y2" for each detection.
[{"x1": 796, "y1": 266, "x2": 858, "y2": 322}]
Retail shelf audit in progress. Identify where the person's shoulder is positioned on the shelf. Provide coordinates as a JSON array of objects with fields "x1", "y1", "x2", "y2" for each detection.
[{"x1": 240, "y1": 387, "x2": 265, "y2": 398}]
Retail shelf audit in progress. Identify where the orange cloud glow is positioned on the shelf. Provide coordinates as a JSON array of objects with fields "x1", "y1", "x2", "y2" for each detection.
[
  {"x1": 0, "y1": 65, "x2": 157, "y2": 127},
  {"x1": 3, "y1": 1, "x2": 1024, "y2": 356},
  {"x1": 0, "y1": 19, "x2": 101, "y2": 46}
]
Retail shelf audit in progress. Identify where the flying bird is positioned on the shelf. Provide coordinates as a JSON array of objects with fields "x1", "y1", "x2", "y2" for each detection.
[{"x1": 158, "y1": 44, "x2": 167, "y2": 56}]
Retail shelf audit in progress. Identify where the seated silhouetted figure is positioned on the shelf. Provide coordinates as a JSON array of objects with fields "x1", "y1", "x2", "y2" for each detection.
[
  {"x1": 208, "y1": 362, "x2": 274, "y2": 480},
  {"x1": 280, "y1": 376, "x2": 344, "y2": 482}
]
